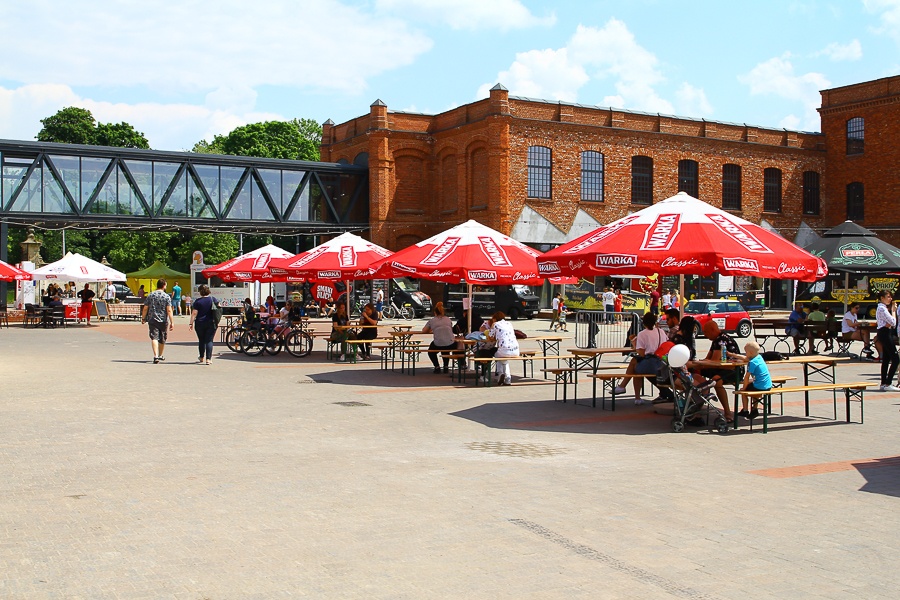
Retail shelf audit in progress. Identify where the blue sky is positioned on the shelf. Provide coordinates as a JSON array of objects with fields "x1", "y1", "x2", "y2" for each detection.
[{"x1": 1, "y1": 0, "x2": 898, "y2": 152}]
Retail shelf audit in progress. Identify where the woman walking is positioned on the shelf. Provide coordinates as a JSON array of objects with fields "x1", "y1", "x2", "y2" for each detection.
[
  {"x1": 875, "y1": 290, "x2": 900, "y2": 392},
  {"x1": 189, "y1": 284, "x2": 217, "y2": 365}
]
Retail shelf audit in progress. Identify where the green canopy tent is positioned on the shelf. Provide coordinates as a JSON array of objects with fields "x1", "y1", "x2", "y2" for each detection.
[{"x1": 126, "y1": 261, "x2": 191, "y2": 305}]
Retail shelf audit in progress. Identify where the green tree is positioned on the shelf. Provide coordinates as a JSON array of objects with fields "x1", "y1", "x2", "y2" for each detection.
[
  {"x1": 95, "y1": 122, "x2": 150, "y2": 149},
  {"x1": 193, "y1": 119, "x2": 321, "y2": 161},
  {"x1": 37, "y1": 107, "x2": 97, "y2": 145},
  {"x1": 37, "y1": 107, "x2": 151, "y2": 149}
]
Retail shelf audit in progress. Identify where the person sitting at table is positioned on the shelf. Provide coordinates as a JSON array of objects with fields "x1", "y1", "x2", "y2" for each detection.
[
  {"x1": 242, "y1": 298, "x2": 261, "y2": 330},
  {"x1": 357, "y1": 303, "x2": 379, "y2": 360},
  {"x1": 786, "y1": 300, "x2": 807, "y2": 355},
  {"x1": 322, "y1": 300, "x2": 336, "y2": 318},
  {"x1": 697, "y1": 320, "x2": 740, "y2": 421},
  {"x1": 842, "y1": 302, "x2": 875, "y2": 360},
  {"x1": 305, "y1": 298, "x2": 319, "y2": 317},
  {"x1": 330, "y1": 302, "x2": 352, "y2": 362},
  {"x1": 728, "y1": 341, "x2": 772, "y2": 420},
  {"x1": 805, "y1": 302, "x2": 826, "y2": 354},
  {"x1": 490, "y1": 311, "x2": 520, "y2": 385},
  {"x1": 273, "y1": 300, "x2": 295, "y2": 336},
  {"x1": 264, "y1": 295, "x2": 277, "y2": 316},
  {"x1": 423, "y1": 302, "x2": 457, "y2": 374},
  {"x1": 652, "y1": 315, "x2": 698, "y2": 406},
  {"x1": 614, "y1": 311, "x2": 667, "y2": 405}
]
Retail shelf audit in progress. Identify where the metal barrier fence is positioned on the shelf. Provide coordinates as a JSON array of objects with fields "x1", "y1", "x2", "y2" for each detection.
[{"x1": 574, "y1": 310, "x2": 641, "y2": 349}]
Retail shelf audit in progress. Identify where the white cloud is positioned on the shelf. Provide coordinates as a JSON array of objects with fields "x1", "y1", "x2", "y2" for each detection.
[
  {"x1": 477, "y1": 48, "x2": 588, "y2": 101},
  {"x1": 0, "y1": 1, "x2": 432, "y2": 93},
  {"x1": 738, "y1": 55, "x2": 829, "y2": 131},
  {"x1": 478, "y1": 20, "x2": 693, "y2": 116},
  {"x1": 864, "y1": 0, "x2": 900, "y2": 42},
  {"x1": 816, "y1": 40, "x2": 863, "y2": 61},
  {"x1": 0, "y1": 83, "x2": 284, "y2": 151},
  {"x1": 674, "y1": 83, "x2": 713, "y2": 117},
  {"x1": 375, "y1": 0, "x2": 555, "y2": 30}
]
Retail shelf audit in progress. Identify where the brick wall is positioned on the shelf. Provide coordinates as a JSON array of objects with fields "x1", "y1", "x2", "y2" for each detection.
[
  {"x1": 321, "y1": 77, "x2": 900, "y2": 250},
  {"x1": 819, "y1": 75, "x2": 900, "y2": 246}
]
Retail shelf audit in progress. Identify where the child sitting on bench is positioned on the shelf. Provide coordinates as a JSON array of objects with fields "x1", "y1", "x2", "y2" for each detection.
[{"x1": 728, "y1": 341, "x2": 772, "y2": 420}]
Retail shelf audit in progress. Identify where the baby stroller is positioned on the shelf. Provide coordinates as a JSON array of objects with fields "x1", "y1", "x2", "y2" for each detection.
[{"x1": 661, "y1": 361, "x2": 730, "y2": 434}]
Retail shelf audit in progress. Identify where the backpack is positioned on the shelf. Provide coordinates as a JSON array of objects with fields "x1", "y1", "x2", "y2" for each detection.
[{"x1": 211, "y1": 297, "x2": 223, "y2": 327}]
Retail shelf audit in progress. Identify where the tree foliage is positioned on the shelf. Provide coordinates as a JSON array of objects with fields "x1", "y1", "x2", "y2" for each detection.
[
  {"x1": 191, "y1": 118, "x2": 321, "y2": 161},
  {"x1": 37, "y1": 107, "x2": 149, "y2": 148}
]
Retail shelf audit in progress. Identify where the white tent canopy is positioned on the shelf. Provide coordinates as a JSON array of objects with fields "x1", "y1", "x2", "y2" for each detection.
[{"x1": 31, "y1": 252, "x2": 126, "y2": 281}]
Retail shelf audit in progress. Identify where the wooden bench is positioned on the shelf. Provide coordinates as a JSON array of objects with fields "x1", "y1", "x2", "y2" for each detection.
[
  {"x1": 541, "y1": 367, "x2": 576, "y2": 403},
  {"x1": 471, "y1": 355, "x2": 549, "y2": 386},
  {"x1": 587, "y1": 373, "x2": 657, "y2": 410},
  {"x1": 734, "y1": 381, "x2": 868, "y2": 433},
  {"x1": 396, "y1": 347, "x2": 466, "y2": 377}
]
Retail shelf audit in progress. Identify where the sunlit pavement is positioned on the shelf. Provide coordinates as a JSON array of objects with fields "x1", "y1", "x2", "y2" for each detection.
[{"x1": 1, "y1": 315, "x2": 898, "y2": 599}]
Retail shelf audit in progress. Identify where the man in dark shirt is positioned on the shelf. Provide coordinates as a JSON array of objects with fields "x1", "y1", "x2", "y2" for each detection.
[{"x1": 649, "y1": 288, "x2": 661, "y2": 316}]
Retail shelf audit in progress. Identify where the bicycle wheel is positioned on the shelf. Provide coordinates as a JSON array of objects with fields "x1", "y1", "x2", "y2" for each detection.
[
  {"x1": 240, "y1": 329, "x2": 266, "y2": 356},
  {"x1": 382, "y1": 305, "x2": 397, "y2": 319},
  {"x1": 350, "y1": 303, "x2": 361, "y2": 319},
  {"x1": 285, "y1": 330, "x2": 313, "y2": 358},
  {"x1": 400, "y1": 305, "x2": 414, "y2": 320},
  {"x1": 264, "y1": 331, "x2": 282, "y2": 355},
  {"x1": 225, "y1": 326, "x2": 243, "y2": 353}
]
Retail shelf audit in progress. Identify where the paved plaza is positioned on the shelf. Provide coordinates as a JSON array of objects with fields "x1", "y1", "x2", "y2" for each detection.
[{"x1": 1, "y1": 315, "x2": 898, "y2": 599}]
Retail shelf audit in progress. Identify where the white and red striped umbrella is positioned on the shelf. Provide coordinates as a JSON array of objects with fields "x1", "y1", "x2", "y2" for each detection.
[
  {"x1": 268, "y1": 232, "x2": 393, "y2": 281},
  {"x1": 0, "y1": 259, "x2": 32, "y2": 282},
  {"x1": 201, "y1": 244, "x2": 296, "y2": 283},
  {"x1": 368, "y1": 220, "x2": 543, "y2": 285},
  {"x1": 538, "y1": 192, "x2": 827, "y2": 282}
]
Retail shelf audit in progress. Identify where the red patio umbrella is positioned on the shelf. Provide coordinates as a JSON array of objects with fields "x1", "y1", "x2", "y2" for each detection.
[
  {"x1": 369, "y1": 219, "x2": 543, "y2": 285},
  {"x1": 0, "y1": 259, "x2": 33, "y2": 281},
  {"x1": 537, "y1": 192, "x2": 826, "y2": 282},
  {"x1": 368, "y1": 219, "x2": 544, "y2": 330},
  {"x1": 268, "y1": 232, "x2": 393, "y2": 312},
  {"x1": 201, "y1": 244, "x2": 295, "y2": 283}
]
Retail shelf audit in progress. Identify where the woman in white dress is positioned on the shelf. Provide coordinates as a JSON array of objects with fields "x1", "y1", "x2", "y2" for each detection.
[{"x1": 490, "y1": 311, "x2": 520, "y2": 385}]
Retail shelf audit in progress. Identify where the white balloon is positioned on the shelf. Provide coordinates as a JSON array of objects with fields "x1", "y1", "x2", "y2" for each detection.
[{"x1": 668, "y1": 344, "x2": 691, "y2": 368}]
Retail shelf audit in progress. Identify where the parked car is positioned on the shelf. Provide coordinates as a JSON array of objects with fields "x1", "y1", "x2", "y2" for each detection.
[
  {"x1": 108, "y1": 282, "x2": 133, "y2": 301},
  {"x1": 683, "y1": 298, "x2": 753, "y2": 338}
]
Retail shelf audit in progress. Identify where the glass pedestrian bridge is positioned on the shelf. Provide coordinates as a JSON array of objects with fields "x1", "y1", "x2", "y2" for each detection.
[{"x1": 0, "y1": 140, "x2": 369, "y2": 234}]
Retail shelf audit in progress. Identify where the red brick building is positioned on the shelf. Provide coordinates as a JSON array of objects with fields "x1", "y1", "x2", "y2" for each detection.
[
  {"x1": 320, "y1": 75, "x2": 900, "y2": 305},
  {"x1": 819, "y1": 76, "x2": 900, "y2": 245}
]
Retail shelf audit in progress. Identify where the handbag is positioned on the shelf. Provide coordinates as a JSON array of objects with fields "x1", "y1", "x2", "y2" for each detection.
[{"x1": 211, "y1": 298, "x2": 223, "y2": 326}]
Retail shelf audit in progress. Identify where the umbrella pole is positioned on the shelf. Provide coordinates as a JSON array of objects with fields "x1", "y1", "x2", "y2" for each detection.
[
  {"x1": 467, "y1": 283, "x2": 473, "y2": 334},
  {"x1": 679, "y1": 274, "x2": 685, "y2": 320},
  {"x1": 844, "y1": 272, "x2": 849, "y2": 315},
  {"x1": 346, "y1": 279, "x2": 351, "y2": 316}
]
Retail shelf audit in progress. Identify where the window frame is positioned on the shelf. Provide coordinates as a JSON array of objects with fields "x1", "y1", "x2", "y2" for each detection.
[
  {"x1": 526, "y1": 145, "x2": 552, "y2": 199},
  {"x1": 846, "y1": 117, "x2": 864, "y2": 155},
  {"x1": 580, "y1": 150, "x2": 604, "y2": 202},
  {"x1": 677, "y1": 159, "x2": 699, "y2": 198},
  {"x1": 721, "y1": 163, "x2": 742, "y2": 211},
  {"x1": 631, "y1": 155, "x2": 653, "y2": 205},
  {"x1": 802, "y1": 170, "x2": 821, "y2": 215},
  {"x1": 763, "y1": 167, "x2": 782, "y2": 213},
  {"x1": 847, "y1": 181, "x2": 864, "y2": 221}
]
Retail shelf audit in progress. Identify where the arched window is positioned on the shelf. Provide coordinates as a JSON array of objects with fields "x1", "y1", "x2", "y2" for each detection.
[
  {"x1": 846, "y1": 117, "x2": 864, "y2": 155},
  {"x1": 677, "y1": 159, "x2": 699, "y2": 197},
  {"x1": 527, "y1": 146, "x2": 551, "y2": 199},
  {"x1": 847, "y1": 182, "x2": 864, "y2": 221},
  {"x1": 581, "y1": 150, "x2": 604, "y2": 201},
  {"x1": 803, "y1": 171, "x2": 821, "y2": 215},
  {"x1": 722, "y1": 164, "x2": 742, "y2": 211},
  {"x1": 631, "y1": 156, "x2": 653, "y2": 205},
  {"x1": 763, "y1": 168, "x2": 782, "y2": 213}
]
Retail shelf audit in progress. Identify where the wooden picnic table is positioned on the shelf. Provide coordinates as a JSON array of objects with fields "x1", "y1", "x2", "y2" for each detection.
[{"x1": 567, "y1": 347, "x2": 632, "y2": 402}]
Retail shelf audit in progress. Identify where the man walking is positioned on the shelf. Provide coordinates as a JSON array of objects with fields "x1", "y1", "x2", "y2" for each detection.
[
  {"x1": 142, "y1": 279, "x2": 174, "y2": 364},
  {"x1": 550, "y1": 292, "x2": 561, "y2": 331},
  {"x1": 171, "y1": 281, "x2": 182, "y2": 316}
]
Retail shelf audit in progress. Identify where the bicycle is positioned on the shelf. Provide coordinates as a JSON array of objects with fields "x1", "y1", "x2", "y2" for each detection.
[
  {"x1": 240, "y1": 322, "x2": 313, "y2": 358},
  {"x1": 381, "y1": 299, "x2": 414, "y2": 320}
]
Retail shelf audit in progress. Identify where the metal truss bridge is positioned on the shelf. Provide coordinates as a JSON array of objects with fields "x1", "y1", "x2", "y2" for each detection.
[{"x1": 0, "y1": 140, "x2": 369, "y2": 235}]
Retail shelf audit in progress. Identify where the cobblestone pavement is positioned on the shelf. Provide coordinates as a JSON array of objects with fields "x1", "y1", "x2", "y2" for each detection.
[{"x1": 1, "y1": 316, "x2": 898, "y2": 599}]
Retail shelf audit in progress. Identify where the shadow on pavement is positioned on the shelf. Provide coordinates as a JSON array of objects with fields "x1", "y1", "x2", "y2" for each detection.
[{"x1": 856, "y1": 456, "x2": 900, "y2": 498}]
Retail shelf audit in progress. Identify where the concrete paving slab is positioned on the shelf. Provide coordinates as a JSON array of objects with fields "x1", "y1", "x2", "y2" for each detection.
[{"x1": 0, "y1": 314, "x2": 898, "y2": 598}]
